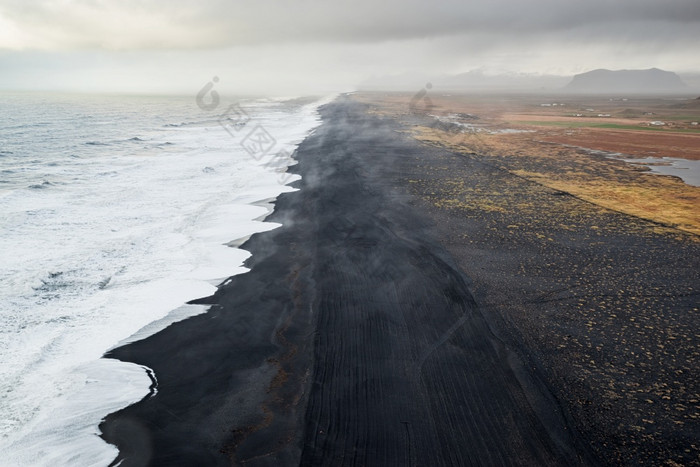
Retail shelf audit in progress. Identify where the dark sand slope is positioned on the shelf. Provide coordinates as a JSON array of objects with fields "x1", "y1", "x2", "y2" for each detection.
[{"x1": 101, "y1": 98, "x2": 593, "y2": 465}]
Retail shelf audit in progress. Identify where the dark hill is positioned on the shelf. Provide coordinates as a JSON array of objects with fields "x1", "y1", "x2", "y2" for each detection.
[{"x1": 565, "y1": 68, "x2": 687, "y2": 94}]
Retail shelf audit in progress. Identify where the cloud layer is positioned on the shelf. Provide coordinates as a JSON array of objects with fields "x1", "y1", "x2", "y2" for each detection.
[
  {"x1": 0, "y1": 0, "x2": 698, "y2": 93},
  {"x1": 1, "y1": 0, "x2": 699, "y2": 50}
]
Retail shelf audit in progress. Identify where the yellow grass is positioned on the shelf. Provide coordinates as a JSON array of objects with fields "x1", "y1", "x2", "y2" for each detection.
[{"x1": 411, "y1": 126, "x2": 700, "y2": 238}]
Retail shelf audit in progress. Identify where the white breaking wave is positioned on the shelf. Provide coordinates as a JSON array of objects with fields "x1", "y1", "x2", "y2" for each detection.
[{"x1": 0, "y1": 92, "x2": 332, "y2": 465}]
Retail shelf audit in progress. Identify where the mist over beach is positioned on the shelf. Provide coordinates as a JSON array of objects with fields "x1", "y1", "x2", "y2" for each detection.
[{"x1": 1, "y1": 1, "x2": 698, "y2": 466}]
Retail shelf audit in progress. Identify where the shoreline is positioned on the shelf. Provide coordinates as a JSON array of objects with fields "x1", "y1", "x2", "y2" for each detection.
[
  {"x1": 101, "y1": 95, "x2": 698, "y2": 465},
  {"x1": 0, "y1": 94, "x2": 328, "y2": 466}
]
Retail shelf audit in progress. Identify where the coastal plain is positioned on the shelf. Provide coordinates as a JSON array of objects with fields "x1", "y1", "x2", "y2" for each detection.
[
  {"x1": 102, "y1": 94, "x2": 699, "y2": 466},
  {"x1": 358, "y1": 91, "x2": 700, "y2": 465}
]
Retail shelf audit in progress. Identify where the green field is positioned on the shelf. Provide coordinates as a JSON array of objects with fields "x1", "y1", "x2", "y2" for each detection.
[{"x1": 514, "y1": 120, "x2": 700, "y2": 132}]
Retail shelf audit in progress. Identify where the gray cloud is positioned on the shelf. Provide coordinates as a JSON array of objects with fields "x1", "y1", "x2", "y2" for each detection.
[
  {"x1": 0, "y1": 0, "x2": 698, "y2": 94},
  {"x1": 1, "y1": 0, "x2": 699, "y2": 49}
]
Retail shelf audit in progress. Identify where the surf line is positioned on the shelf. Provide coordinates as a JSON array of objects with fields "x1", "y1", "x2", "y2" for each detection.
[{"x1": 142, "y1": 366, "x2": 158, "y2": 397}]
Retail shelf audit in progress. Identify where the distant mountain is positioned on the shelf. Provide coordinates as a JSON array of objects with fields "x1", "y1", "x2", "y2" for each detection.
[
  {"x1": 358, "y1": 70, "x2": 569, "y2": 92},
  {"x1": 358, "y1": 68, "x2": 692, "y2": 94},
  {"x1": 436, "y1": 70, "x2": 569, "y2": 92},
  {"x1": 565, "y1": 68, "x2": 688, "y2": 94}
]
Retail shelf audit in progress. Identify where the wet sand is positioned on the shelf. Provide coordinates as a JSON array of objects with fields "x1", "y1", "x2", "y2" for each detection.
[{"x1": 101, "y1": 96, "x2": 698, "y2": 466}]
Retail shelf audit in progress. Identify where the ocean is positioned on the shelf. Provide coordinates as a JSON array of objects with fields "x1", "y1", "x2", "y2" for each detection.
[{"x1": 0, "y1": 91, "x2": 329, "y2": 465}]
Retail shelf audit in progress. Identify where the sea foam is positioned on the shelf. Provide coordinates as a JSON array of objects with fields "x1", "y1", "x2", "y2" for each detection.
[{"x1": 0, "y1": 92, "x2": 332, "y2": 465}]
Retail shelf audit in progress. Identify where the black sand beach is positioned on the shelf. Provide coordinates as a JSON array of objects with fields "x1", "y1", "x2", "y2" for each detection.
[{"x1": 101, "y1": 96, "x2": 698, "y2": 466}]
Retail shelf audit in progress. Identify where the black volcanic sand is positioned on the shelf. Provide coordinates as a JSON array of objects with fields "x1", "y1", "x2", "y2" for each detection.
[
  {"x1": 101, "y1": 97, "x2": 697, "y2": 466},
  {"x1": 389, "y1": 123, "x2": 700, "y2": 465}
]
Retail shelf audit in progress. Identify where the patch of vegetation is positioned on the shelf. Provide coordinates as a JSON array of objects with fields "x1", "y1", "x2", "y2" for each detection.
[
  {"x1": 411, "y1": 125, "x2": 700, "y2": 238},
  {"x1": 514, "y1": 121, "x2": 700, "y2": 132}
]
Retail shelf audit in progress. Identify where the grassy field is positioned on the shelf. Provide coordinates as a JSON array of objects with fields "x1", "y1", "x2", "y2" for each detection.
[
  {"x1": 513, "y1": 120, "x2": 700, "y2": 132},
  {"x1": 355, "y1": 92, "x2": 700, "y2": 238}
]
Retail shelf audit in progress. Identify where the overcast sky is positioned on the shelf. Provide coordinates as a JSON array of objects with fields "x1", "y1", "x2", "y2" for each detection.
[{"x1": 1, "y1": 0, "x2": 699, "y2": 95}]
